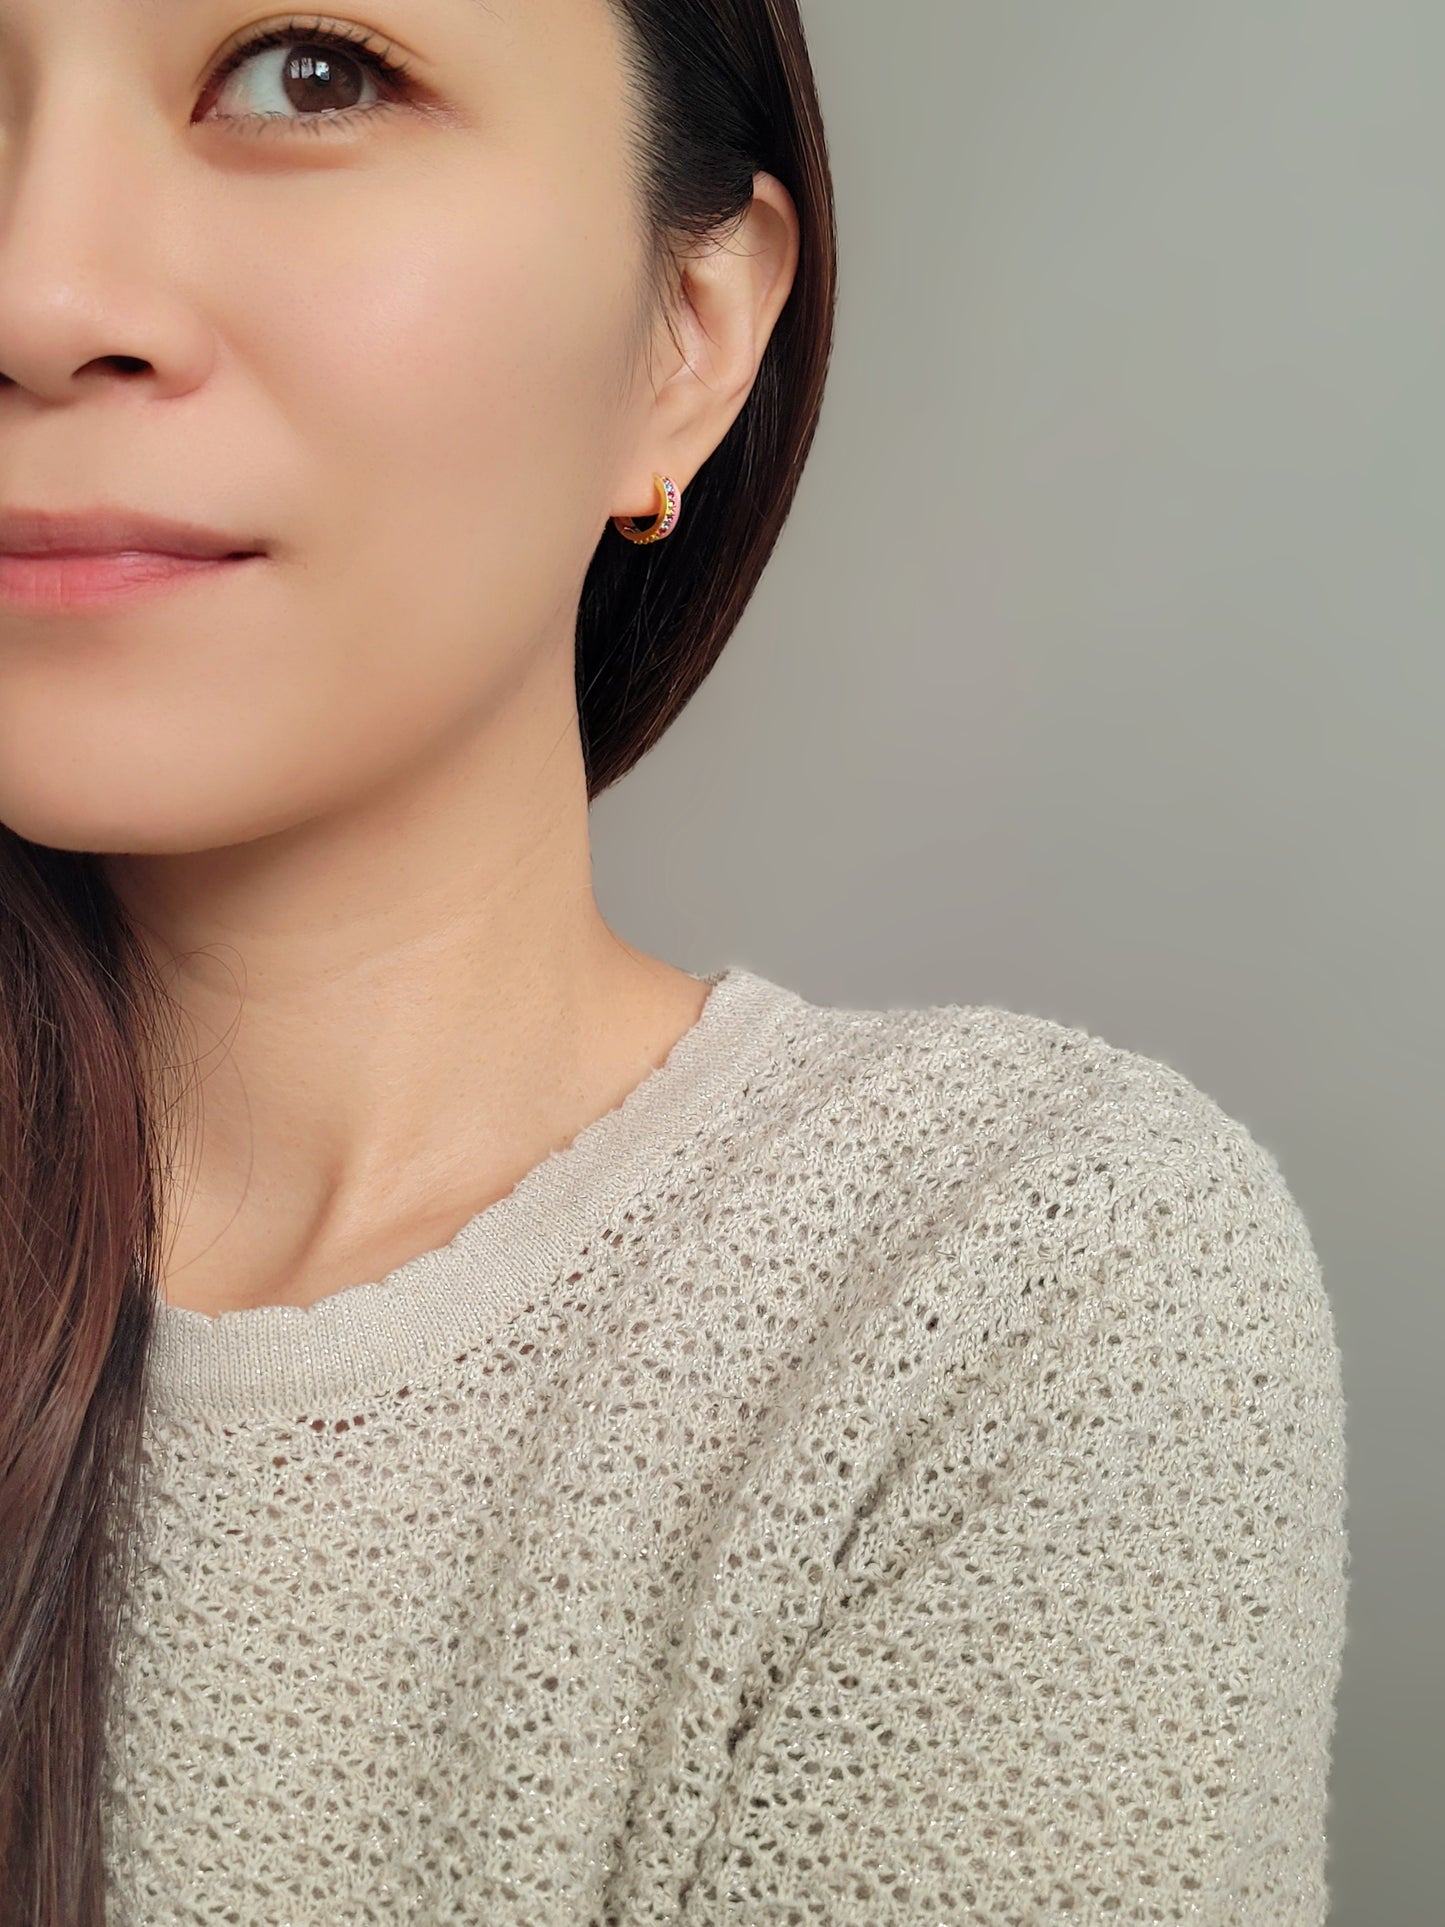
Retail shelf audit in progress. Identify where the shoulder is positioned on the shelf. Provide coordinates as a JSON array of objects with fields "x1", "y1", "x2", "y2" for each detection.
[
  {"x1": 792, "y1": 982, "x2": 1294, "y2": 1184},
  {"x1": 783, "y1": 984, "x2": 1329, "y2": 1327},
  {"x1": 788, "y1": 987, "x2": 1345, "y2": 1546}
]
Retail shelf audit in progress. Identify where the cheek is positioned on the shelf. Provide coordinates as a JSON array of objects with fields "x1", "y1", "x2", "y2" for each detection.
[
  {"x1": 271, "y1": 180, "x2": 633, "y2": 612},
  {"x1": 0, "y1": 182, "x2": 637, "y2": 856},
  {"x1": 244, "y1": 185, "x2": 634, "y2": 733}
]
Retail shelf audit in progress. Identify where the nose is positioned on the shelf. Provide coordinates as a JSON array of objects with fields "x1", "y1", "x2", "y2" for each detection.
[{"x1": 0, "y1": 67, "x2": 206, "y2": 404}]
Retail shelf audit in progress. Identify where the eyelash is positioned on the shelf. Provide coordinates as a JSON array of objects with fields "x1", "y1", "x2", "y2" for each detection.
[{"x1": 200, "y1": 14, "x2": 417, "y2": 140}]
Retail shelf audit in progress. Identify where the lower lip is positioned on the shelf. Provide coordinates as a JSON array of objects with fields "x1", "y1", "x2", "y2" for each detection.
[{"x1": 0, "y1": 550, "x2": 264, "y2": 614}]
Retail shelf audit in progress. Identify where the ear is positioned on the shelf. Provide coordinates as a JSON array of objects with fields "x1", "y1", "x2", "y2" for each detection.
[{"x1": 613, "y1": 172, "x2": 801, "y2": 520}]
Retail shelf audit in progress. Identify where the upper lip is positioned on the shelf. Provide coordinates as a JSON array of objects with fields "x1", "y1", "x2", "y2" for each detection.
[{"x1": 0, "y1": 506, "x2": 266, "y2": 558}]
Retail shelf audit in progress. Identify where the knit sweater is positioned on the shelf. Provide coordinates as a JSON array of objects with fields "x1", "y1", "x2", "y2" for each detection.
[{"x1": 102, "y1": 963, "x2": 1350, "y2": 1926}]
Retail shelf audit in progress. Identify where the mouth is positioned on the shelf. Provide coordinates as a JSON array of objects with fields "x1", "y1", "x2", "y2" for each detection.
[
  {"x1": 0, "y1": 548, "x2": 266, "y2": 617},
  {"x1": 0, "y1": 503, "x2": 267, "y2": 557}
]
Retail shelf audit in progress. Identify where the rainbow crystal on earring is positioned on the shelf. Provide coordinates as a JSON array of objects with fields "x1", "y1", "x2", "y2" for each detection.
[{"x1": 613, "y1": 474, "x2": 681, "y2": 545}]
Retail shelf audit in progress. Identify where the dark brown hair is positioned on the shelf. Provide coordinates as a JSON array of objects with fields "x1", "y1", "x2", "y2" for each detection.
[{"x1": 0, "y1": 0, "x2": 837, "y2": 1918}]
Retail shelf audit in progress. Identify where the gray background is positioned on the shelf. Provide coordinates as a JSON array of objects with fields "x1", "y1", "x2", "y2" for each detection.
[{"x1": 593, "y1": 4, "x2": 1439, "y2": 1922}]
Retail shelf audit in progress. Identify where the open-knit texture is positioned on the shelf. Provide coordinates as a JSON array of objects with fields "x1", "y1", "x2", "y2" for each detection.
[{"x1": 101, "y1": 963, "x2": 1350, "y2": 1925}]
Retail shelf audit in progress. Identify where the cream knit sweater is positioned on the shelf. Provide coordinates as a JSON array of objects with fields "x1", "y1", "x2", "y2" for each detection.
[{"x1": 102, "y1": 964, "x2": 1349, "y2": 1925}]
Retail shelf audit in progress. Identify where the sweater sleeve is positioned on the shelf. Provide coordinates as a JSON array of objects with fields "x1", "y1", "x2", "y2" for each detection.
[{"x1": 676, "y1": 1122, "x2": 1350, "y2": 1926}]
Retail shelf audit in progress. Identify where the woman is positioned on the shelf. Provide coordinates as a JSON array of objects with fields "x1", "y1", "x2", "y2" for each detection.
[{"x1": 0, "y1": 2, "x2": 1347, "y2": 1922}]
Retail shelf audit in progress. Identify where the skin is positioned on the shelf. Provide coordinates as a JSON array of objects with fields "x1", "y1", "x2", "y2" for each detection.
[{"x1": 0, "y1": 0, "x2": 800, "y2": 1315}]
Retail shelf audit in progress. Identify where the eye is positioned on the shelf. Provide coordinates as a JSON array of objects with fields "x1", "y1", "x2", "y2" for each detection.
[{"x1": 196, "y1": 14, "x2": 416, "y2": 138}]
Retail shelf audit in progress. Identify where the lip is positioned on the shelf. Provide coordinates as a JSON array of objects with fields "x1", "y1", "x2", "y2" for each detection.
[
  {"x1": 0, "y1": 505, "x2": 267, "y2": 560},
  {"x1": 0, "y1": 550, "x2": 265, "y2": 616}
]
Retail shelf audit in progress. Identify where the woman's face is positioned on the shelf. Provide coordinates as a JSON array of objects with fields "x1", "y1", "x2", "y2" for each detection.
[{"x1": 0, "y1": 0, "x2": 690, "y2": 854}]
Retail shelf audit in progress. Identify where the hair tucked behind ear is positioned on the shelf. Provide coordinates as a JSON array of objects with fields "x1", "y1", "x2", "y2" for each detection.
[
  {"x1": 0, "y1": 2, "x2": 837, "y2": 1917},
  {"x1": 581, "y1": 0, "x2": 839, "y2": 797}
]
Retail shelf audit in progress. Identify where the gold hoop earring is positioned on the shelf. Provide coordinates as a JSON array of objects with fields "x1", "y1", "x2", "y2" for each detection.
[{"x1": 612, "y1": 474, "x2": 682, "y2": 546}]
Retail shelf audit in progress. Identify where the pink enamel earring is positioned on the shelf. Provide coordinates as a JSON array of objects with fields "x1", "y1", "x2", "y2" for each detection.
[{"x1": 612, "y1": 474, "x2": 682, "y2": 546}]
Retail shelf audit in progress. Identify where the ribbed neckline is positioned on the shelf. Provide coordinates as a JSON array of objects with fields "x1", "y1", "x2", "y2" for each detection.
[{"x1": 142, "y1": 964, "x2": 807, "y2": 1421}]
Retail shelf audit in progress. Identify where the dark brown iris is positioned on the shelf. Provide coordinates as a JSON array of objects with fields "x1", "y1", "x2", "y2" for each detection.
[{"x1": 279, "y1": 49, "x2": 367, "y2": 115}]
